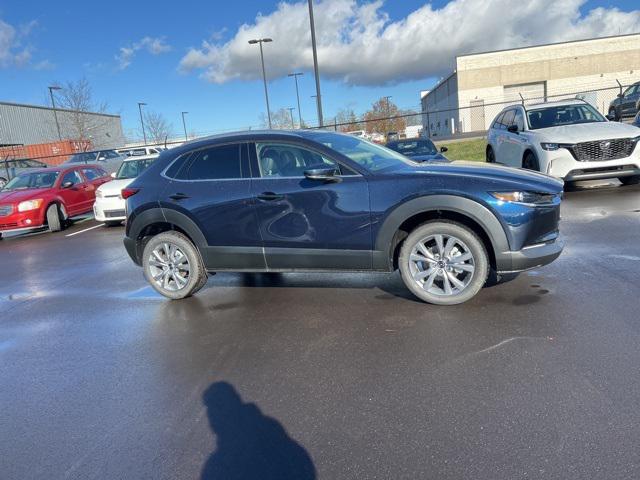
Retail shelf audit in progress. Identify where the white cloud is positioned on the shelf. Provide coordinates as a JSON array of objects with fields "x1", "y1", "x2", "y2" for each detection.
[
  {"x1": 116, "y1": 36, "x2": 172, "y2": 70},
  {"x1": 178, "y1": 0, "x2": 640, "y2": 86},
  {"x1": 0, "y1": 17, "x2": 37, "y2": 68}
]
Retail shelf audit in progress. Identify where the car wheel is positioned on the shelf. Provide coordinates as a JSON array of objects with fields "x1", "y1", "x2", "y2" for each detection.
[
  {"x1": 619, "y1": 175, "x2": 640, "y2": 186},
  {"x1": 486, "y1": 146, "x2": 495, "y2": 163},
  {"x1": 142, "y1": 231, "x2": 208, "y2": 300},
  {"x1": 46, "y1": 204, "x2": 63, "y2": 232},
  {"x1": 0, "y1": 177, "x2": 7, "y2": 189},
  {"x1": 522, "y1": 151, "x2": 540, "y2": 171},
  {"x1": 398, "y1": 221, "x2": 490, "y2": 305},
  {"x1": 609, "y1": 107, "x2": 620, "y2": 122},
  {"x1": 104, "y1": 220, "x2": 123, "y2": 227}
]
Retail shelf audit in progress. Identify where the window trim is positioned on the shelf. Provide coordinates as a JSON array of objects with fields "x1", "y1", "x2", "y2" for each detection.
[
  {"x1": 161, "y1": 141, "x2": 249, "y2": 182},
  {"x1": 251, "y1": 141, "x2": 361, "y2": 179}
]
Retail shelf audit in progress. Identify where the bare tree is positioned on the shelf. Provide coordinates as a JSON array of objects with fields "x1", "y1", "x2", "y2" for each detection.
[
  {"x1": 259, "y1": 108, "x2": 296, "y2": 130},
  {"x1": 144, "y1": 110, "x2": 173, "y2": 144},
  {"x1": 334, "y1": 107, "x2": 362, "y2": 132},
  {"x1": 53, "y1": 78, "x2": 111, "y2": 149},
  {"x1": 363, "y1": 97, "x2": 407, "y2": 135}
]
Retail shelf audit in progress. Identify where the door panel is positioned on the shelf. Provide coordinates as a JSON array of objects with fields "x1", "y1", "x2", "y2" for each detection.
[
  {"x1": 58, "y1": 170, "x2": 89, "y2": 216},
  {"x1": 250, "y1": 142, "x2": 372, "y2": 270}
]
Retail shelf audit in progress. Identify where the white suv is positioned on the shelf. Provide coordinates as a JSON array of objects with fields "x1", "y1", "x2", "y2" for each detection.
[{"x1": 486, "y1": 99, "x2": 640, "y2": 184}]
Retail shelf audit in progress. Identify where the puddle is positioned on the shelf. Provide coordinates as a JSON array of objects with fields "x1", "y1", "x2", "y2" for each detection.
[{"x1": 124, "y1": 286, "x2": 163, "y2": 299}]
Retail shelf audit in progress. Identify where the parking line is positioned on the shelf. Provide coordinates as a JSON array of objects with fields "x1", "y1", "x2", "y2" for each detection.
[{"x1": 65, "y1": 224, "x2": 104, "y2": 237}]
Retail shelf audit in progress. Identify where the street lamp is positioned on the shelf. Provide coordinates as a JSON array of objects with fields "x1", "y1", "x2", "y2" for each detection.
[
  {"x1": 181, "y1": 111, "x2": 189, "y2": 141},
  {"x1": 248, "y1": 38, "x2": 273, "y2": 129},
  {"x1": 288, "y1": 72, "x2": 304, "y2": 128},
  {"x1": 308, "y1": 0, "x2": 324, "y2": 127},
  {"x1": 287, "y1": 107, "x2": 296, "y2": 129},
  {"x1": 138, "y1": 102, "x2": 147, "y2": 145},
  {"x1": 48, "y1": 85, "x2": 62, "y2": 141}
]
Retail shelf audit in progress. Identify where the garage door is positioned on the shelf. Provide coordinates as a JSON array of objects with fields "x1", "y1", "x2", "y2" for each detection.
[{"x1": 504, "y1": 82, "x2": 546, "y2": 103}]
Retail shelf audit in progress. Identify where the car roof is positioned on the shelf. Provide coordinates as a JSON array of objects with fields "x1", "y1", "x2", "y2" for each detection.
[
  {"x1": 122, "y1": 154, "x2": 159, "y2": 162},
  {"x1": 525, "y1": 98, "x2": 589, "y2": 110}
]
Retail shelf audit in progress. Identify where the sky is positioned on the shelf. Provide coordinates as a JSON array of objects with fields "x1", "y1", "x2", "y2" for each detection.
[{"x1": 1, "y1": 0, "x2": 640, "y2": 141}]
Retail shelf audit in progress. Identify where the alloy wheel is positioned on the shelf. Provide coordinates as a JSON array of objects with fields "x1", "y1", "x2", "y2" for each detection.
[
  {"x1": 148, "y1": 242, "x2": 191, "y2": 291},
  {"x1": 408, "y1": 234, "x2": 475, "y2": 297}
]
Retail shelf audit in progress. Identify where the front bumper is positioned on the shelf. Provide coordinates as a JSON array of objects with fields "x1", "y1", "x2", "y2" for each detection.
[
  {"x1": 0, "y1": 209, "x2": 45, "y2": 233},
  {"x1": 496, "y1": 235, "x2": 564, "y2": 274},
  {"x1": 544, "y1": 148, "x2": 640, "y2": 180}
]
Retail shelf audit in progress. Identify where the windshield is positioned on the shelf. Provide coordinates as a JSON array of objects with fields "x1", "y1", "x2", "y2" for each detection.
[
  {"x1": 388, "y1": 140, "x2": 437, "y2": 156},
  {"x1": 115, "y1": 158, "x2": 156, "y2": 179},
  {"x1": 2, "y1": 171, "x2": 59, "y2": 191},
  {"x1": 68, "y1": 152, "x2": 96, "y2": 163},
  {"x1": 305, "y1": 132, "x2": 415, "y2": 172},
  {"x1": 527, "y1": 104, "x2": 605, "y2": 129}
]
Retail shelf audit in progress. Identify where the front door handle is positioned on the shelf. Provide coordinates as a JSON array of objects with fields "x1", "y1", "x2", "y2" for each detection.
[
  {"x1": 257, "y1": 192, "x2": 284, "y2": 201},
  {"x1": 169, "y1": 192, "x2": 190, "y2": 201}
]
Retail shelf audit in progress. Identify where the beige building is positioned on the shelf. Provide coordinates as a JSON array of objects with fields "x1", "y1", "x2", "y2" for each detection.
[{"x1": 422, "y1": 33, "x2": 640, "y2": 138}]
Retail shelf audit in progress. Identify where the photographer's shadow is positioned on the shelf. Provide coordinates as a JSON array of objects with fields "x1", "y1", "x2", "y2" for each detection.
[{"x1": 201, "y1": 382, "x2": 316, "y2": 480}]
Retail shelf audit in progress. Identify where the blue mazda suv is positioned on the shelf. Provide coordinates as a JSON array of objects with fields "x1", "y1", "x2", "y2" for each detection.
[{"x1": 123, "y1": 130, "x2": 564, "y2": 305}]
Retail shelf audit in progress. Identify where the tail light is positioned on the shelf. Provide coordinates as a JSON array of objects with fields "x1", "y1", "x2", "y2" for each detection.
[{"x1": 121, "y1": 188, "x2": 140, "y2": 199}]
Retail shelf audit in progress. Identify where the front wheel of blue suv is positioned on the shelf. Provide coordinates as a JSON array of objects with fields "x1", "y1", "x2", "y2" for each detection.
[{"x1": 398, "y1": 221, "x2": 490, "y2": 305}]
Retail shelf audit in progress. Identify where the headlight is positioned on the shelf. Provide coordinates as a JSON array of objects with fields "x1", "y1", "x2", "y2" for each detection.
[
  {"x1": 540, "y1": 142, "x2": 574, "y2": 151},
  {"x1": 17, "y1": 199, "x2": 43, "y2": 212},
  {"x1": 490, "y1": 191, "x2": 556, "y2": 205}
]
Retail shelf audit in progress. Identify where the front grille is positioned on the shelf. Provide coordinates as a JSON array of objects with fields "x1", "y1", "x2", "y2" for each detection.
[
  {"x1": 104, "y1": 210, "x2": 126, "y2": 218},
  {"x1": 0, "y1": 205, "x2": 13, "y2": 217},
  {"x1": 569, "y1": 138, "x2": 636, "y2": 162}
]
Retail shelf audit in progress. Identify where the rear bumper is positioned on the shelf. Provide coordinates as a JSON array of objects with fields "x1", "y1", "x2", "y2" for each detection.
[{"x1": 496, "y1": 235, "x2": 564, "y2": 274}]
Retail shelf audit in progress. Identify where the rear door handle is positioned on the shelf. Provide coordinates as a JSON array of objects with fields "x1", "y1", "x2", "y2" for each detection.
[
  {"x1": 169, "y1": 192, "x2": 190, "y2": 201},
  {"x1": 257, "y1": 192, "x2": 284, "y2": 201}
]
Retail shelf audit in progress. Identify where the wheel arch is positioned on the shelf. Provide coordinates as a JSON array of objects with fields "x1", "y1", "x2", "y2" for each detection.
[{"x1": 374, "y1": 195, "x2": 511, "y2": 271}]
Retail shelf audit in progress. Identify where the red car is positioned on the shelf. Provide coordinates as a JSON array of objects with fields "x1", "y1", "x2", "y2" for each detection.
[{"x1": 0, "y1": 164, "x2": 111, "y2": 239}]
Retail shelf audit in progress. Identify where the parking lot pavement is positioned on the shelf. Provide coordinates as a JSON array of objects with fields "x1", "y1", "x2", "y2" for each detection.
[{"x1": 1, "y1": 181, "x2": 640, "y2": 480}]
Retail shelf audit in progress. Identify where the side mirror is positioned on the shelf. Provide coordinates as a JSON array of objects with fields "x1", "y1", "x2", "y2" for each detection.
[
  {"x1": 110, "y1": 172, "x2": 116, "y2": 178},
  {"x1": 618, "y1": 93, "x2": 624, "y2": 98},
  {"x1": 61, "y1": 180, "x2": 74, "y2": 189},
  {"x1": 507, "y1": 124, "x2": 519, "y2": 133},
  {"x1": 440, "y1": 146, "x2": 448, "y2": 153},
  {"x1": 304, "y1": 166, "x2": 339, "y2": 181}
]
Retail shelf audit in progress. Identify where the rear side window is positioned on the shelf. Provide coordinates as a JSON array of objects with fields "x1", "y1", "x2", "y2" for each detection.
[
  {"x1": 502, "y1": 109, "x2": 516, "y2": 129},
  {"x1": 82, "y1": 168, "x2": 101, "y2": 180},
  {"x1": 164, "y1": 153, "x2": 192, "y2": 179},
  {"x1": 184, "y1": 144, "x2": 242, "y2": 180}
]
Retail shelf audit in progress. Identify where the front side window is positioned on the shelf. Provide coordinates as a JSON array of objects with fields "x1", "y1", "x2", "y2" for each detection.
[
  {"x1": 513, "y1": 109, "x2": 525, "y2": 131},
  {"x1": 301, "y1": 131, "x2": 415, "y2": 172},
  {"x1": 502, "y1": 109, "x2": 515, "y2": 129},
  {"x1": 256, "y1": 143, "x2": 342, "y2": 177},
  {"x1": 2, "y1": 171, "x2": 60, "y2": 191},
  {"x1": 492, "y1": 112, "x2": 506, "y2": 129},
  {"x1": 527, "y1": 104, "x2": 606, "y2": 129},
  {"x1": 623, "y1": 85, "x2": 637, "y2": 98},
  {"x1": 184, "y1": 144, "x2": 242, "y2": 180},
  {"x1": 61, "y1": 170, "x2": 83, "y2": 186}
]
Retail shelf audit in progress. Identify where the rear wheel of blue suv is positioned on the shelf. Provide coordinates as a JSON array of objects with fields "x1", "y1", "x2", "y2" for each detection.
[{"x1": 123, "y1": 131, "x2": 564, "y2": 305}]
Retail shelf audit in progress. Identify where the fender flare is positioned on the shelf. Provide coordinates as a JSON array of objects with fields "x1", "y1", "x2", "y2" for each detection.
[{"x1": 374, "y1": 195, "x2": 511, "y2": 268}]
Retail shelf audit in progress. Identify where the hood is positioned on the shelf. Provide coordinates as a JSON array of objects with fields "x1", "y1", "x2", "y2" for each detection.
[
  {"x1": 0, "y1": 188, "x2": 50, "y2": 204},
  {"x1": 409, "y1": 153, "x2": 449, "y2": 163},
  {"x1": 393, "y1": 160, "x2": 563, "y2": 193},
  {"x1": 533, "y1": 121, "x2": 640, "y2": 143},
  {"x1": 97, "y1": 178, "x2": 133, "y2": 194}
]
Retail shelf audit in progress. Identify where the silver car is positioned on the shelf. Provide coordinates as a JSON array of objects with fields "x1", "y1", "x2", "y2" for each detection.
[
  {"x1": 0, "y1": 158, "x2": 48, "y2": 188},
  {"x1": 64, "y1": 149, "x2": 125, "y2": 174}
]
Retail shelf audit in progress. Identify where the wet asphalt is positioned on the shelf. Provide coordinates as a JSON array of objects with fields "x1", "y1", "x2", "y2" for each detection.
[{"x1": 1, "y1": 180, "x2": 640, "y2": 480}]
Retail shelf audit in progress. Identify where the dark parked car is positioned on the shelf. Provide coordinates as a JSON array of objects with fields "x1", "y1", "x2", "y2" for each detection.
[
  {"x1": 123, "y1": 131, "x2": 564, "y2": 305},
  {"x1": 0, "y1": 158, "x2": 48, "y2": 188},
  {"x1": 609, "y1": 81, "x2": 640, "y2": 121},
  {"x1": 633, "y1": 111, "x2": 640, "y2": 129},
  {"x1": 386, "y1": 138, "x2": 449, "y2": 162}
]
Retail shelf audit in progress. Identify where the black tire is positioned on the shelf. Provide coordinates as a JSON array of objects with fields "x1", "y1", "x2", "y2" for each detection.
[
  {"x1": 398, "y1": 221, "x2": 490, "y2": 305},
  {"x1": 104, "y1": 220, "x2": 123, "y2": 227},
  {"x1": 142, "y1": 231, "x2": 208, "y2": 300},
  {"x1": 486, "y1": 146, "x2": 495, "y2": 163},
  {"x1": 522, "y1": 151, "x2": 540, "y2": 171},
  {"x1": 619, "y1": 175, "x2": 640, "y2": 186},
  {"x1": 46, "y1": 204, "x2": 62, "y2": 232},
  {"x1": 609, "y1": 107, "x2": 620, "y2": 122}
]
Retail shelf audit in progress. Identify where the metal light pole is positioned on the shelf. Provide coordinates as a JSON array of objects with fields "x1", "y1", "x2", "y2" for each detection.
[
  {"x1": 248, "y1": 38, "x2": 273, "y2": 129},
  {"x1": 287, "y1": 107, "x2": 296, "y2": 129},
  {"x1": 138, "y1": 102, "x2": 147, "y2": 145},
  {"x1": 308, "y1": 0, "x2": 324, "y2": 127},
  {"x1": 181, "y1": 111, "x2": 189, "y2": 141},
  {"x1": 48, "y1": 86, "x2": 62, "y2": 140},
  {"x1": 288, "y1": 72, "x2": 304, "y2": 127}
]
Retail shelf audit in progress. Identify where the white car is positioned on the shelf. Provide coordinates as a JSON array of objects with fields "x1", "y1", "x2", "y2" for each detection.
[
  {"x1": 116, "y1": 146, "x2": 165, "y2": 157},
  {"x1": 486, "y1": 99, "x2": 640, "y2": 184},
  {"x1": 94, "y1": 154, "x2": 158, "y2": 226}
]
